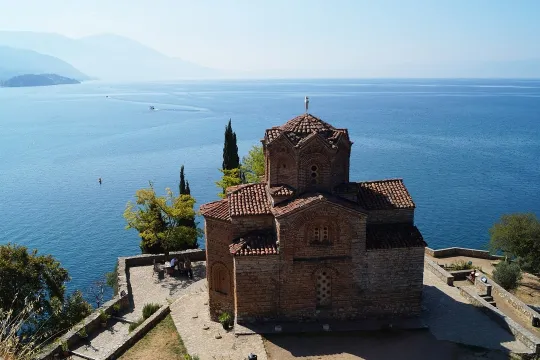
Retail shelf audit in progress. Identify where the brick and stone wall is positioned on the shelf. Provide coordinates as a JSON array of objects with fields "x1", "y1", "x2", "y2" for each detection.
[
  {"x1": 367, "y1": 209, "x2": 414, "y2": 224},
  {"x1": 205, "y1": 218, "x2": 234, "y2": 320},
  {"x1": 363, "y1": 247, "x2": 425, "y2": 317},
  {"x1": 234, "y1": 256, "x2": 280, "y2": 322}
]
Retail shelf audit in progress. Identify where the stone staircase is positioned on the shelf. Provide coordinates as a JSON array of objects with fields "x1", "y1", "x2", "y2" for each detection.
[{"x1": 480, "y1": 294, "x2": 497, "y2": 307}]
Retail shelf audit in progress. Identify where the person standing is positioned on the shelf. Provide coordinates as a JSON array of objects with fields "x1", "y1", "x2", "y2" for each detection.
[{"x1": 184, "y1": 256, "x2": 193, "y2": 279}]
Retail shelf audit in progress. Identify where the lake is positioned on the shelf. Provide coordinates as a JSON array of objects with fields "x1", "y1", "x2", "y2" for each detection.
[{"x1": 1, "y1": 78, "x2": 539, "y2": 296}]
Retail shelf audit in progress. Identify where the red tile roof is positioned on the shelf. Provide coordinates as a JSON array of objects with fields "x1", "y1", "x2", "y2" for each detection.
[
  {"x1": 272, "y1": 193, "x2": 364, "y2": 218},
  {"x1": 229, "y1": 231, "x2": 278, "y2": 256},
  {"x1": 268, "y1": 185, "x2": 295, "y2": 197},
  {"x1": 366, "y1": 224, "x2": 426, "y2": 250},
  {"x1": 228, "y1": 183, "x2": 271, "y2": 217},
  {"x1": 264, "y1": 113, "x2": 350, "y2": 147},
  {"x1": 199, "y1": 200, "x2": 230, "y2": 221},
  {"x1": 356, "y1": 179, "x2": 415, "y2": 210}
]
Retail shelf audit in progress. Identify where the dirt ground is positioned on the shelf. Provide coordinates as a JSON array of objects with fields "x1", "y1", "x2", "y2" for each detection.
[
  {"x1": 263, "y1": 330, "x2": 509, "y2": 360},
  {"x1": 119, "y1": 314, "x2": 187, "y2": 360}
]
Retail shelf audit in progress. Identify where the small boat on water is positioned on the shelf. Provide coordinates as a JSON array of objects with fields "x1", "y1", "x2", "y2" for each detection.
[{"x1": 149, "y1": 106, "x2": 155, "y2": 110}]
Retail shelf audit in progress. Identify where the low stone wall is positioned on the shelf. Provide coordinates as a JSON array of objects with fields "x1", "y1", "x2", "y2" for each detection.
[
  {"x1": 37, "y1": 249, "x2": 206, "y2": 360},
  {"x1": 124, "y1": 248, "x2": 206, "y2": 267},
  {"x1": 103, "y1": 305, "x2": 170, "y2": 360},
  {"x1": 474, "y1": 278, "x2": 492, "y2": 297},
  {"x1": 36, "y1": 295, "x2": 127, "y2": 360},
  {"x1": 448, "y1": 269, "x2": 473, "y2": 281},
  {"x1": 460, "y1": 286, "x2": 540, "y2": 354},
  {"x1": 490, "y1": 277, "x2": 540, "y2": 326},
  {"x1": 425, "y1": 257, "x2": 454, "y2": 286},
  {"x1": 425, "y1": 247, "x2": 504, "y2": 260}
]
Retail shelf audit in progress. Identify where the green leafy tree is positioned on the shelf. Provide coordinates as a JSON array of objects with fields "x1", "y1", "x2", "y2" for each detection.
[
  {"x1": 0, "y1": 244, "x2": 92, "y2": 341},
  {"x1": 241, "y1": 145, "x2": 265, "y2": 183},
  {"x1": 222, "y1": 119, "x2": 239, "y2": 170},
  {"x1": 492, "y1": 261, "x2": 522, "y2": 290},
  {"x1": 215, "y1": 168, "x2": 242, "y2": 198},
  {"x1": 124, "y1": 184, "x2": 200, "y2": 254},
  {"x1": 489, "y1": 213, "x2": 540, "y2": 274}
]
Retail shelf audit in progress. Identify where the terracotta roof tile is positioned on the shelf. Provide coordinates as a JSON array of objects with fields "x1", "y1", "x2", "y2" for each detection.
[
  {"x1": 200, "y1": 199, "x2": 230, "y2": 221},
  {"x1": 268, "y1": 185, "x2": 295, "y2": 197},
  {"x1": 272, "y1": 193, "x2": 363, "y2": 218},
  {"x1": 264, "y1": 113, "x2": 349, "y2": 147},
  {"x1": 366, "y1": 224, "x2": 426, "y2": 250},
  {"x1": 229, "y1": 231, "x2": 278, "y2": 256},
  {"x1": 228, "y1": 183, "x2": 271, "y2": 217},
  {"x1": 356, "y1": 179, "x2": 415, "y2": 210}
]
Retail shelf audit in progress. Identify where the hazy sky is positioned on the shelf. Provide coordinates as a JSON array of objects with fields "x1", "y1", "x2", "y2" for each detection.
[{"x1": 1, "y1": 0, "x2": 539, "y2": 72}]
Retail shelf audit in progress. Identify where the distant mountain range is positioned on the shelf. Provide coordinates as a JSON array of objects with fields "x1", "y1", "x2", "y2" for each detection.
[
  {"x1": 0, "y1": 31, "x2": 218, "y2": 81},
  {"x1": 0, "y1": 46, "x2": 89, "y2": 81}
]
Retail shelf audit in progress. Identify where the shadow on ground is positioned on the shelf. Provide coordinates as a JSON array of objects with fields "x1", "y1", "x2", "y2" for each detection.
[{"x1": 263, "y1": 284, "x2": 529, "y2": 359}]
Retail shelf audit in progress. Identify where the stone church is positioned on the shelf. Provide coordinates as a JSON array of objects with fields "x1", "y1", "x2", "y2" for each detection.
[{"x1": 200, "y1": 112, "x2": 426, "y2": 323}]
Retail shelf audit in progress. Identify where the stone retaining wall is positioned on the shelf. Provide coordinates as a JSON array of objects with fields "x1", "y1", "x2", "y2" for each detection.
[
  {"x1": 489, "y1": 277, "x2": 540, "y2": 326},
  {"x1": 103, "y1": 305, "x2": 170, "y2": 360},
  {"x1": 425, "y1": 257, "x2": 454, "y2": 286},
  {"x1": 460, "y1": 286, "x2": 540, "y2": 354},
  {"x1": 36, "y1": 296, "x2": 127, "y2": 360},
  {"x1": 425, "y1": 247, "x2": 504, "y2": 260}
]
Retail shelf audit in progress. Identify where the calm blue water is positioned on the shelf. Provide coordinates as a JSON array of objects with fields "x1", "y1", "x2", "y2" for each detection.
[{"x1": 1, "y1": 79, "x2": 539, "y2": 297}]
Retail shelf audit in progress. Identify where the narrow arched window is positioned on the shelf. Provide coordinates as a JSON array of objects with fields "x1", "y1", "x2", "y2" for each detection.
[{"x1": 310, "y1": 165, "x2": 318, "y2": 185}]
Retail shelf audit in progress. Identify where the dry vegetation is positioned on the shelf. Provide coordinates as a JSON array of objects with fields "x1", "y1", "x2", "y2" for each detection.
[{"x1": 119, "y1": 314, "x2": 187, "y2": 360}]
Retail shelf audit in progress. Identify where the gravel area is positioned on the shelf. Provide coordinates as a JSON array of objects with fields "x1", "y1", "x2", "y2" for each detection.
[{"x1": 170, "y1": 279, "x2": 267, "y2": 360}]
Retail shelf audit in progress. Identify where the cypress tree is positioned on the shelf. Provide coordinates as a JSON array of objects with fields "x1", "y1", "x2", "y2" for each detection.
[
  {"x1": 185, "y1": 181, "x2": 191, "y2": 195},
  {"x1": 222, "y1": 119, "x2": 240, "y2": 170},
  {"x1": 179, "y1": 165, "x2": 186, "y2": 195}
]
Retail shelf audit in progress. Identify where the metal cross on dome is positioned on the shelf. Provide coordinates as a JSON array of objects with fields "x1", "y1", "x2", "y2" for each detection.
[{"x1": 305, "y1": 96, "x2": 309, "y2": 112}]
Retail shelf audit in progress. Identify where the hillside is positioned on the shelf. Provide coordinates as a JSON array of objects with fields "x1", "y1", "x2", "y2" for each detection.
[
  {"x1": 0, "y1": 31, "x2": 217, "y2": 81},
  {"x1": 0, "y1": 46, "x2": 88, "y2": 81},
  {"x1": 1, "y1": 74, "x2": 80, "y2": 87}
]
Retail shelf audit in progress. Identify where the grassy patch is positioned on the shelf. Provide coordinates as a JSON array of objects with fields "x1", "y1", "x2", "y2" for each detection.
[{"x1": 119, "y1": 314, "x2": 187, "y2": 360}]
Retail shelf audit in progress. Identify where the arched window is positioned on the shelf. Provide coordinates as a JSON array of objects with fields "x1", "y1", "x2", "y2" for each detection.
[
  {"x1": 310, "y1": 165, "x2": 318, "y2": 185},
  {"x1": 311, "y1": 225, "x2": 331, "y2": 244},
  {"x1": 212, "y1": 264, "x2": 230, "y2": 295},
  {"x1": 316, "y1": 270, "x2": 331, "y2": 308}
]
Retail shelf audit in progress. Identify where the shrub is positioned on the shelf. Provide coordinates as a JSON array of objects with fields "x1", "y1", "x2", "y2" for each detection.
[
  {"x1": 113, "y1": 303, "x2": 121, "y2": 313},
  {"x1": 0, "y1": 301, "x2": 41, "y2": 360},
  {"x1": 448, "y1": 260, "x2": 473, "y2": 270},
  {"x1": 99, "y1": 309, "x2": 110, "y2": 322},
  {"x1": 184, "y1": 355, "x2": 200, "y2": 360},
  {"x1": 493, "y1": 261, "x2": 522, "y2": 291},
  {"x1": 77, "y1": 327, "x2": 88, "y2": 338},
  {"x1": 142, "y1": 303, "x2": 161, "y2": 320},
  {"x1": 128, "y1": 318, "x2": 144, "y2": 332},
  {"x1": 218, "y1": 312, "x2": 233, "y2": 327},
  {"x1": 60, "y1": 340, "x2": 69, "y2": 352}
]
